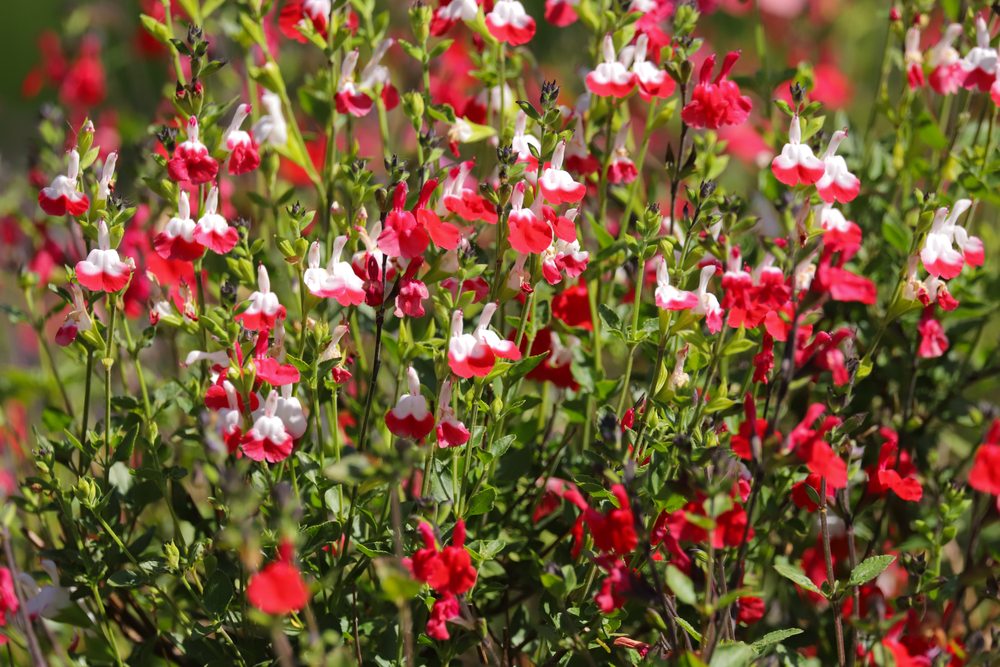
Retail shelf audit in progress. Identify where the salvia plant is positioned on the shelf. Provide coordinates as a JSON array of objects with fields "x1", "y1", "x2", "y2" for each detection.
[{"x1": 1, "y1": 0, "x2": 1000, "y2": 665}]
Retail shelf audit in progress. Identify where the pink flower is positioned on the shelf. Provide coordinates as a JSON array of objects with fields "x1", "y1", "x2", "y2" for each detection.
[
  {"x1": 304, "y1": 237, "x2": 366, "y2": 306},
  {"x1": 815, "y1": 130, "x2": 860, "y2": 203},
  {"x1": 681, "y1": 51, "x2": 752, "y2": 129},
  {"x1": 154, "y1": 191, "x2": 205, "y2": 261},
  {"x1": 448, "y1": 304, "x2": 522, "y2": 378},
  {"x1": 76, "y1": 219, "x2": 133, "y2": 293},
  {"x1": 38, "y1": 149, "x2": 89, "y2": 216},
  {"x1": 917, "y1": 306, "x2": 948, "y2": 359},
  {"x1": 771, "y1": 113, "x2": 826, "y2": 186},
  {"x1": 587, "y1": 33, "x2": 637, "y2": 98},
  {"x1": 426, "y1": 592, "x2": 460, "y2": 639},
  {"x1": 221, "y1": 103, "x2": 260, "y2": 175},
  {"x1": 167, "y1": 116, "x2": 219, "y2": 185},
  {"x1": 394, "y1": 259, "x2": 429, "y2": 318},
  {"x1": 385, "y1": 367, "x2": 435, "y2": 440},
  {"x1": 654, "y1": 260, "x2": 698, "y2": 311},
  {"x1": 544, "y1": 0, "x2": 578, "y2": 27},
  {"x1": 235, "y1": 264, "x2": 287, "y2": 331},
  {"x1": 435, "y1": 379, "x2": 470, "y2": 449},
  {"x1": 242, "y1": 390, "x2": 294, "y2": 463},
  {"x1": 485, "y1": 0, "x2": 536, "y2": 46}
]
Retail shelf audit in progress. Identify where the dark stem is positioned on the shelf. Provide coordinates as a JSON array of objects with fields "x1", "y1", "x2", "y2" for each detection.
[
  {"x1": 356, "y1": 254, "x2": 391, "y2": 453},
  {"x1": 820, "y1": 478, "x2": 847, "y2": 667}
]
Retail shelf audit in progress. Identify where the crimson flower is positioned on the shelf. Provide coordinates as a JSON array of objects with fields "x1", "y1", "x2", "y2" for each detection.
[
  {"x1": 866, "y1": 430, "x2": 922, "y2": 501},
  {"x1": 406, "y1": 521, "x2": 477, "y2": 640},
  {"x1": 787, "y1": 404, "x2": 848, "y2": 489},
  {"x1": 379, "y1": 182, "x2": 430, "y2": 260},
  {"x1": 791, "y1": 473, "x2": 834, "y2": 513}
]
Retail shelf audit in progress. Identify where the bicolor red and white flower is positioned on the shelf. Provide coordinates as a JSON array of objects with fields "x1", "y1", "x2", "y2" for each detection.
[
  {"x1": 692, "y1": 264, "x2": 723, "y2": 333},
  {"x1": 274, "y1": 383, "x2": 307, "y2": 441},
  {"x1": 305, "y1": 237, "x2": 366, "y2": 306},
  {"x1": 440, "y1": 160, "x2": 497, "y2": 224},
  {"x1": 193, "y1": 186, "x2": 239, "y2": 255},
  {"x1": 654, "y1": 259, "x2": 698, "y2": 311},
  {"x1": 385, "y1": 366, "x2": 435, "y2": 440},
  {"x1": 628, "y1": 33, "x2": 675, "y2": 101},
  {"x1": 920, "y1": 199, "x2": 981, "y2": 279},
  {"x1": 815, "y1": 130, "x2": 860, "y2": 203},
  {"x1": 251, "y1": 91, "x2": 289, "y2": 148},
  {"x1": 508, "y1": 182, "x2": 553, "y2": 254},
  {"x1": 38, "y1": 149, "x2": 89, "y2": 216},
  {"x1": 927, "y1": 24, "x2": 965, "y2": 95},
  {"x1": 221, "y1": 103, "x2": 260, "y2": 175},
  {"x1": 960, "y1": 15, "x2": 997, "y2": 92},
  {"x1": 279, "y1": 0, "x2": 334, "y2": 41},
  {"x1": 211, "y1": 380, "x2": 245, "y2": 453},
  {"x1": 55, "y1": 284, "x2": 92, "y2": 346},
  {"x1": 542, "y1": 235, "x2": 590, "y2": 285},
  {"x1": 430, "y1": 0, "x2": 478, "y2": 37},
  {"x1": 76, "y1": 219, "x2": 133, "y2": 293},
  {"x1": 435, "y1": 379, "x2": 470, "y2": 449},
  {"x1": 512, "y1": 111, "x2": 540, "y2": 171},
  {"x1": 96, "y1": 151, "x2": 117, "y2": 202},
  {"x1": 415, "y1": 179, "x2": 463, "y2": 249},
  {"x1": 359, "y1": 39, "x2": 399, "y2": 110},
  {"x1": 448, "y1": 303, "x2": 522, "y2": 378},
  {"x1": 586, "y1": 33, "x2": 636, "y2": 98},
  {"x1": 771, "y1": 114, "x2": 826, "y2": 187},
  {"x1": 904, "y1": 27, "x2": 925, "y2": 90},
  {"x1": 242, "y1": 389, "x2": 294, "y2": 463},
  {"x1": 539, "y1": 141, "x2": 586, "y2": 205},
  {"x1": 485, "y1": 0, "x2": 536, "y2": 46},
  {"x1": 235, "y1": 264, "x2": 287, "y2": 331},
  {"x1": 564, "y1": 116, "x2": 600, "y2": 175},
  {"x1": 154, "y1": 192, "x2": 203, "y2": 261},
  {"x1": 167, "y1": 116, "x2": 219, "y2": 185},
  {"x1": 606, "y1": 122, "x2": 637, "y2": 185},
  {"x1": 817, "y1": 203, "x2": 862, "y2": 252},
  {"x1": 335, "y1": 49, "x2": 373, "y2": 117}
]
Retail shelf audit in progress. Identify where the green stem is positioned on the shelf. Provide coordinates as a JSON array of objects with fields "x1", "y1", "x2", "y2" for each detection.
[
  {"x1": 162, "y1": 0, "x2": 186, "y2": 87},
  {"x1": 90, "y1": 583, "x2": 126, "y2": 667},
  {"x1": 103, "y1": 298, "x2": 118, "y2": 485},
  {"x1": 616, "y1": 256, "x2": 648, "y2": 418}
]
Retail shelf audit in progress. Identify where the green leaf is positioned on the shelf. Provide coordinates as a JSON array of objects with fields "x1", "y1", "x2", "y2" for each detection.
[
  {"x1": 114, "y1": 424, "x2": 139, "y2": 463},
  {"x1": 751, "y1": 628, "x2": 804, "y2": 654},
  {"x1": 848, "y1": 555, "x2": 896, "y2": 587},
  {"x1": 774, "y1": 561, "x2": 824, "y2": 596},
  {"x1": 598, "y1": 304, "x2": 622, "y2": 332},
  {"x1": 203, "y1": 570, "x2": 234, "y2": 617},
  {"x1": 704, "y1": 396, "x2": 735, "y2": 413},
  {"x1": 467, "y1": 488, "x2": 496, "y2": 516},
  {"x1": 107, "y1": 570, "x2": 146, "y2": 587},
  {"x1": 674, "y1": 616, "x2": 702, "y2": 642},
  {"x1": 722, "y1": 338, "x2": 756, "y2": 356},
  {"x1": 709, "y1": 641, "x2": 753, "y2": 667},
  {"x1": 666, "y1": 564, "x2": 696, "y2": 606},
  {"x1": 41, "y1": 407, "x2": 73, "y2": 433}
]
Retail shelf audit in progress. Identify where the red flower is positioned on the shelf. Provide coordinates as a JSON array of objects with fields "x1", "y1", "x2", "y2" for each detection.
[
  {"x1": 791, "y1": 473, "x2": 834, "y2": 513},
  {"x1": 247, "y1": 544, "x2": 311, "y2": 615},
  {"x1": 378, "y1": 182, "x2": 430, "y2": 260},
  {"x1": 594, "y1": 555, "x2": 632, "y2": 613},
  {"x1": 752, "y1": 333, "x2": 774, "y2": 384},
  {"x1": 551, "y1": 282, "x2": 593, "y2": 331},
  {"x1": 59, "y1": 36, "x2": 106, "y2": 109},
  {"x1": 517, "y1": 328, "x2": 578, "y2": 390},
  {"x1": 730, "y1": 393, "x2": 767, "y2": 460},
  {"x1": 866, "y1": 433, "x2": 922, "y2": 502},
  {"x1": 581, "y1": 485, "x2": 638, "y2": 556},
  {"x1": 681, "y1": 51, "x2": 752, "y2": 130},
  {"x1": 968, "y1": 419, "x2": 1000, "y2": 498},
  {"x1": 736, "y1": 596, "x2": 765, "y2": 625},
  {"x1": 409, "y1": 520, "x2": 477, "y2": 595},
  {"x1": 384, "y1": 367, "x2": 435, "y2": 441},
  {"x1": 426, "y1": 592, "x2": 461, "y2": 640},
  {"x1": 167, "y1": 117, "x2": 219, "y2": 185}
]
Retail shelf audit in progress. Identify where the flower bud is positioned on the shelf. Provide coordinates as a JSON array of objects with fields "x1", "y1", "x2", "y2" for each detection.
[
  {"x1": 375, "y1": 187, "x2": 390, "y2": 212},
  {"x1": 402, "y1": 92, "x2": 425, "y2": 131},
  {"x1": 497, "y1": 183, "x2": 513, "y2": 207},
  {"x1": 479, "y1": 182, "x2": 499, "y2": 206},
  {"x1": 409, "y1": 2, "x2": 432, "y2": 45},
  {"x1": 78, "y1": 119, "x2": 95, "y2": 157},
  {"x1": 164, "y1": 541, "x2": 181, "y2": 571}
]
